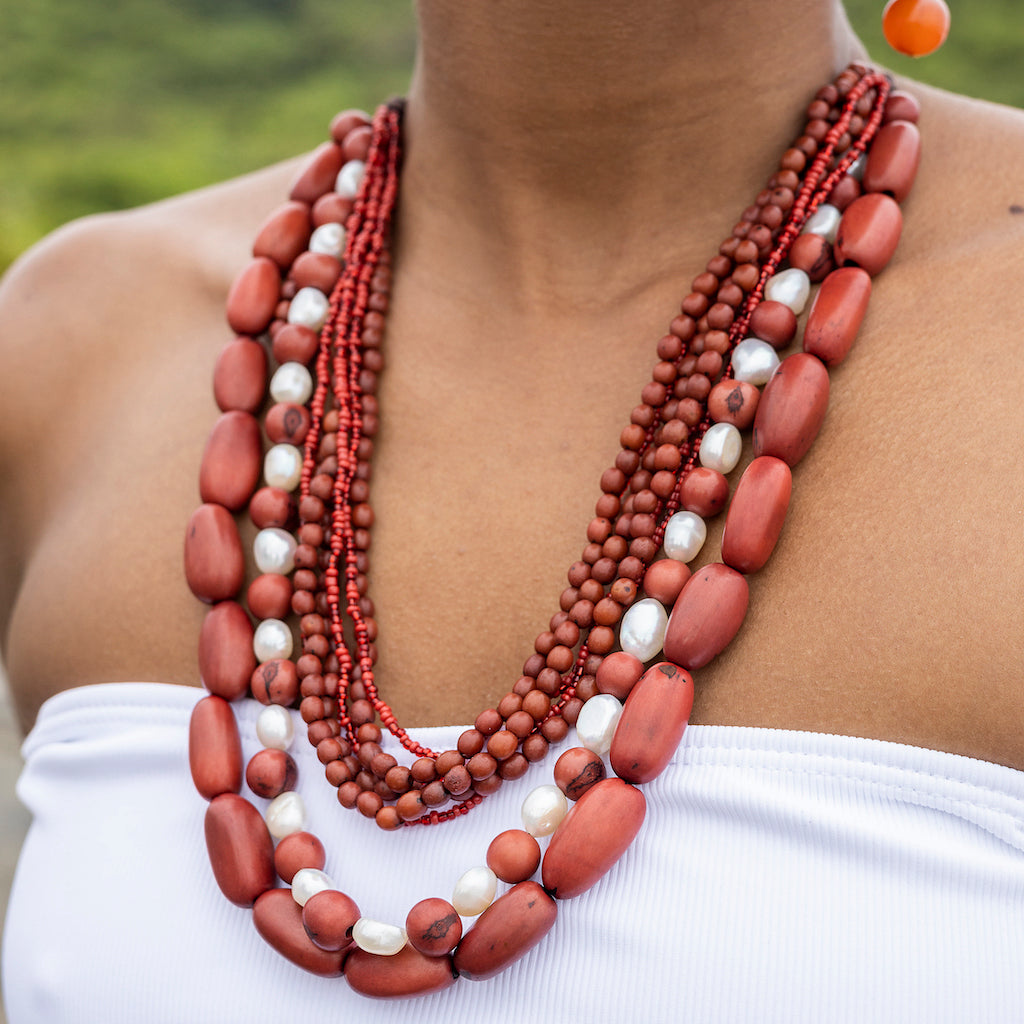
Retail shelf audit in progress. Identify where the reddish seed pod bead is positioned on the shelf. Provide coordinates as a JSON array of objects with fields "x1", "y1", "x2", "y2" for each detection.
[
  {"x1": 204, "y1": 793, "x2": 276, "y2": 907},
  {"x1": 252, "y1": 200, "x2": 312, "y2": 269},
  {"x1": 749, "y1": 300, "x2": 798, "y2": 349},
  {"x1": 708, "y1": 380, "x2": 760, "y2": 430},
  {"x1": 487, "y1": 829, "x2": 542, "y2": 884},
  {"x1": 753, "y1": 352, "x2": 830, "y2": 467},
  {"x1": 245, "y1": 748, "x2": 298, "y2": 800},
  {"x1": 226, "y1": 257, "x2": 281, "y2": 335},
  {"x1": 198, "y1": 601, "x2": 256, "y2": 701},
  {"x1": 289, "y1": 141, "x2": 344, "y2": 203},
  {"x1": 834, "y1": 192, "x2": 903, "y2": 277},
  {"x1": 247, "y1": 574, "x2": 293, "y2": 621},
  {"x1": 803, "y1": 266, "x2": 872, "y2": 367},
  {"x1": 553, "y1": 746, "x2": 606, "y2": 801},
  {"x1": 679, "y1": 466, "x2": 729, "y2": 518},
  {"x1": 642, "y1": 559, "x2": 692, "y2": 607},
  {"x1": 721, "y1": 456, "x2": 793, "y2": 574},
  {"x1": 214, "y1": 337, "x2": 267, "y2": 414},
  {"x1": 189, "y1": 695, "x2": 242, "y2": 799},
  {"x1": 595, "y1": 651, "x2": 645, "y2": 700},
  {"x1": 185, "y1": 505, "x2": 246, "y2": 603},
  {"x1": 664, "y1": 563, "x2": 750, "y2": 671},
  {"x1": 788, "y1": 232, "x2": 834, "y2": 283},
  {"x1": 254, "y1": 889, "x2": 345, "y2": 977},
  {"x1": 302, "y1": 889, "x2": 360, "y2": 953},
  {"x1": 345, "y1": 945, "x2": 456, "y2": 999},
  {"x1": 249, "y1": 487, "x2": 292, "y2": 530},
  {"x1": 273, "y1": 830, "x2": 326, "y2": 884},
  {"x1": 406, "y1": 898, "x2": 463, "y2": 957}
]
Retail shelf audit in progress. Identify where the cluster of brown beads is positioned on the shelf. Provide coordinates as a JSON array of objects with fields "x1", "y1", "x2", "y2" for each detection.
[{"x1": 252, "y1": 65, "x2": 888, "y2": 831}]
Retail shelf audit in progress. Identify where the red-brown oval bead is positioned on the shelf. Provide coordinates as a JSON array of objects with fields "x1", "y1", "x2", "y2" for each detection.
[
  {"x1": 834, "y1": 192, "x2": 903, "y2": 277},
  {"x1": 199, "y1": 411, "x2": 262, "y2": 511},
  {"x1": 213, "y1": 337, "x2": 267, "y2": 414},
  {"x1": 252, "y1": 200, "x2": 312, "y2": 268},
  {"x1": 663, "y1": 563, "x2": 749, "y2": 671},
  {"x1": 609, "y1": 662, "x2": 694, "y2": 784},
  {"x1": 405, "y1": 898, "x2": 463, "y2": 957},
  {"x1": 246, "y1": 748, "x2": 298, "y2": 800},
  {"x1": 302, "y1": 889, "x2": 359, "y2": 952},
  {"x1": 553, "y1": 746, "x2": 606, "y2": 800},
  {"x1": 189, "y1": 695, "x2": 242, "y2": 799},
  {"x1": 250, "y1": 658, "x2": 299, "y2": 706},
  {"x1": 641, "y1": 559, "x2": 692, "y2": 607},
  {"x1": 344, "y1": 945, "x2": 456, "y2": 998},
  {"x1": 274, "y1": 830, "x2": 326, "y2": 883},
  {"x1": 226, "y1": 256, "x2": 280, "y2": 335},
  {"x1": 272, "y1": 323, "x2": 319, "y2": 365},
  {"x1": 679, "y1": 466, "x2": 730, "y2": 518},
  {"x1": 486, "y1": 829, "x2": 542, "y2": 885},
  {"x1": 253, "y1": 888, "x2": 346, "y2": 976},
  {"x1": 721, "y1": 456, "x2": 793, "y2": 574},
  {"x1": 862, "y1": 120, "x2": 920, "y2": 203},
  {"x1": 541, "y1": 779, "x2": 646, "y2": 900},
  {"x1": 749, "y1": 299, "x2": 797, "y2": 348},
  {"x1": 752, "y1": 352, "x2": 830, "y2": 467},
  {"x1": 249, "y1": 487, "x2": 292, "y2": 530},
  {"x1": 247, "y1": 573, "x2": 293, "y2": 621},
  {"x1": 198, "y1": 601, "x2": 256, "y2": 700},
  {"x1": 594, "y1": 650, "x2": 645, "y2": 700},
  {"x1": 265, "y1": 402, "x2": 311, "y2": 446},
  {"x1": 289, "y1": 141, "x2": 344, "y2": 204},
  {"x1": 204, "y1": 793, "x2": 275, "y2": 907},
  {"x1": 803, "y1": 266, "x2": 872, "y2": 367},
  {"x1": 453, "y1": 881, "x2": 557, "y2": 980},
  {"x1": 788, "y1": 232, "x2": 834, "y2": 282},
  {"x1": 708, "y1": 379, "x2": 760, "y2": 429},
  {"x1": 184, "y1": 504, "x2": 245, "y2": 602},
  {"x1": 884, "y1": 90, "x2": 921, "y2": 125}
]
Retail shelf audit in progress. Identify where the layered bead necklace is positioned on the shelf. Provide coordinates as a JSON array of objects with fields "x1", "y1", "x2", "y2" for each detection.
[{"x1": 186, "y1": 63, "x2": 923, "y2": 997}]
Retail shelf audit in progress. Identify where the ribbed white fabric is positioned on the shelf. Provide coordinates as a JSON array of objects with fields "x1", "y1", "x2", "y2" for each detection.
[{"x1": 5, "y1": 682, "x2": 1024, "y2": 1023}]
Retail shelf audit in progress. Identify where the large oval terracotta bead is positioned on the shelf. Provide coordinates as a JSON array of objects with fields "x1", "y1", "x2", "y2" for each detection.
[
  {"x1": 862, "y1": 119, "x2": 921, "y2": 203},
  {"x1": 226, "y1": 256, "x2": 281, "y2": 336},
  {"x1": 833, "y1": 192, "x2": 902, "y2": 277},
  {"x1": 752, "y1": 352, "x2": 830, "y2": 467},
  {"x1": 253, "y1": 888, "x2": 346, "y2": 976},
  {"x1": 541, "y1": 778, "x2": 646, "y2": 900},
  {"x1": 289, "y1": 142, "x2": 344, "y2": 204},
  {"x1": 189, "y1": 695, "x2": 242, "y2": 799},
  {"x1": 721, "y1": 456, "x2": 793, "y2": 574},
  {"x1": 184, "y1": 503, "x2": 245, "y2": 602},
  {"x1": 199, "y1": 411, "x2": 262, "y2": 511},
  {"x1": 802, "y1": 267, "x2": 872, "y2": 367},
  {"x1": 204, "y1": 793, "x2": 276, "y2": 907},
  {"x1": 453, "y1": 881, "x2": 557, "y2": 980},
  {"x1": 198, "y1": 601, "x2": 256, "y2": 701},
  {"x1": 213, "y1": 337, "x2": 267, "y2": 414},
  {"x1": 252, "y1": 200, "x2": 312, "y2": 269},
  {"x1": 609, "y1": 662, "x2": 694, "y2": 784},
  {"x1": 344, "y1": 945, "x2": 456, "y2": 999},
  {"x1": 663, "y1": 563, "x2": 749, "y2": 671}
]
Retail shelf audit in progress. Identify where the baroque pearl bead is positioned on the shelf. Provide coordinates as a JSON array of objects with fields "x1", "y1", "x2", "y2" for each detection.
[
  {"x1": 575, "y1": 694, "x2": 625, "y2": 757},
  {"x1": 254, "y1": 527, "x2": 297, "y2": 575},
  {"x1": 451, "y1": 866, "x2": 498, "y2": 917},
  {"x1": 521, "y1": 784, "x2": 569, "y2": 838},
  {"x1": 730, "y1": 338, "x2": 780, "y2": 386},
  {"x1": 269, "y1": 362, "x2": 314, "y2": 405},
  {"x1": 351, "y1": 918, "x2": 407, "y2": 956},
  {"x1": 617, "y1": 598, "x2": 669, "y2": 662},
  {"x1": 291, "y1": 868, "x2": 334, "y2": 907},
  {"x1": 764, "y1": 268, "x2": 811, "y2": 315},
  {"x1": 253, "y1": 618, "x2": 293, "y2": 663},
  {"x1": 263, "y1": 444, "x2": 303, "y2": 492},
  {"x1": 309, "y1": 222, "x2": 346, "y2": 259},
  {"x1": 663, "y1": 511, "x2": 707, "y2": 562},
  {"x1": 256, "y1": 704, "x2": 295, "y2": 750},
  {"x1": 698, "y1": 421, "x2": 742, "y2": 474},
  {"x1": 266, "y1": 790, "x2": 306, "y2": 839},
  {"x1": 336, "y1": 160, "x2": 366, "y2": 199},
  {"x1": 803, "y1": 203, "x2": 841, "y2": 243},
  {"x1": 287, "y1": 287, "x2": 329, "y2": 331}
]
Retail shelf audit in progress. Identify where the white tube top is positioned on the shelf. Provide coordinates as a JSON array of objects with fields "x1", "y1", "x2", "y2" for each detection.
[{"x1": 5, "y1": 682, "x2": 1024, "y2": 1023}]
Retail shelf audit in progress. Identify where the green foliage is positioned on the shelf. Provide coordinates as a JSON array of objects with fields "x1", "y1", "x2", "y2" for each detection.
[{"x1": 1, "y1": 0, "x2": 1021, "y2": 271}]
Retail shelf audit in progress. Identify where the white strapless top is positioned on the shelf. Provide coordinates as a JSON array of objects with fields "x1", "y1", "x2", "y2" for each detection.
[{"x1": 5, "y1": 682, "x2": 1024, "y2": 1023}]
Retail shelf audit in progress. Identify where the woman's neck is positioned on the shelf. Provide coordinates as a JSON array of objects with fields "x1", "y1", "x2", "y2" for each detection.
[{"x1": 400, "y1": 1, "x2": 867, "y2": 312}]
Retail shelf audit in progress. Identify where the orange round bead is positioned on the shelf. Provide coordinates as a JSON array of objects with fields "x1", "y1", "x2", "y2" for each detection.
[{"x1": 882, "y1": 0, "x2": 950, "y2": 57}]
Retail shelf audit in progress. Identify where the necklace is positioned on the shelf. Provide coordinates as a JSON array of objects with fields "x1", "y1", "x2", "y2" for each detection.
[{"x1": 186, "y1": 63, "x2": 921, "y2": 997}]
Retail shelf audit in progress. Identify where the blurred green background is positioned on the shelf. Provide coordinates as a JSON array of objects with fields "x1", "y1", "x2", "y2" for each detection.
[{"x1": 1, "y1": 0, "x2": 1021, "y2": 272}]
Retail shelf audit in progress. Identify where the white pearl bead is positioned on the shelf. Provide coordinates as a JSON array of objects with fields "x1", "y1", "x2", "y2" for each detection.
[
  {"x1": 255, "y1": 704, "x2": 295, "y2": 750},
  {"x1": 253, "y1": 527, "x2": 297, "y2": 574},
  {"x1": 521, "y1": 784, "x2": 569, "y2": 838},
  {"x1": 617, "y1": 598, "x2": 668, "y2": 663},
  {"x1": 308, "y1": 222, "x2": 346, "y2": 258},
  {"x1": 575, "y1": 693, "x2": 625, "y2": 757},
  {"x1": 802, "y1": 203, "x2": 841, "y2": 243},
  {"x1": 730, "y1": 338, "x2": 780, "y2": 386},
  {"x1": 352, "y1": 918, "x2": 407, "y2": 956},
  {"x1": 662, "y1": 510, "x2": 708, "y2": 563},
  {"x1": 335, "y1": 159, "x2": 366, "y2": 199},
  {"x1": 263, "y1": 444, "x2": 303, "y2": 492},
  {"x1": 764, "y1": 268, "x2": 811, "y2": 315},
  {"x1": 451, "y1": 866, "x2": 498, "y2": 917},
  {"x1": 253, "y1": 618, "x2": 293, "y2": 663},
  {"x1": 848, "y1": 154, "x2": 867, "y2": 181},
  {"x1": 291, "y1": 868, "x2": 334, "y2": 907},
  {"x1": 287, "y1": 287, "x2": 329, "y2": 331},
  {"x1": 269, "y1": 362, "x2": 314, "y2": 405},
  {"x1": 266, "y1": 790, "x2": 306, "y2": 839},
  {"x1": 698, "y1": 421, "x2": 742, "y2": 474}
]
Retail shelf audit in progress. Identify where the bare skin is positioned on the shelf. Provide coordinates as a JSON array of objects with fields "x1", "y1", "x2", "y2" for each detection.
[{"x1": 1, "y1": 1, "x2": 1022, "y2": 772}]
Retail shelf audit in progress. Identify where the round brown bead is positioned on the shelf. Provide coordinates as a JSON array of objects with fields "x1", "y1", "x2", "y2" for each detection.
[
  {"x1": 554, "y1": 746, "x2": 606, "y2": 801},
  {"x1": 487, "y1": 829, "x2": 542, "y2": 884}
]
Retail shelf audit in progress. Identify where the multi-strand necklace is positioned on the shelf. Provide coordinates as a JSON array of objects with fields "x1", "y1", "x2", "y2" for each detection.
[{"x1": 186, "y1": 63, "x2": 922, "y2": 997}]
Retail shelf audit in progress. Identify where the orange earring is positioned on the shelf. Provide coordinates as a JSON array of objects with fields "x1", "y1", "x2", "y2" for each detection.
[{"x1": 882, "y1": 0, "x2": 951, "y2": 57}]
